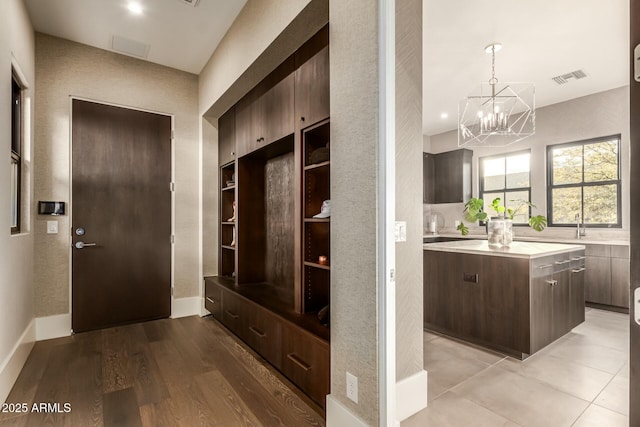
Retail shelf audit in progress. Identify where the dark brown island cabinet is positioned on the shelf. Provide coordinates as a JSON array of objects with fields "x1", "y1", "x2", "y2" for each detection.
[
  {"x1": 205, "y1": 26, "x2": 330, "y2": 411},
  {"x1": 423, "y1": 241, "x2": 586, "y2": 359}
]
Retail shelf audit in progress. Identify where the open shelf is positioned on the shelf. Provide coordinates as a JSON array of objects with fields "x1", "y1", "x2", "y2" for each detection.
[
  {"x1": 304, "y1": 261, "x2": 330, "y2": 270},
  {"x1": 304, "y1": 218, "x2": 330, "y2": 223},
  {"x1": 219, "y1": 161, "x2": 236, "y2": 278},
  {"x1": 221, "y1": 221, "x2": 236, "y2": 225},
  {"x1": 304, "y1": 161, "x2": 330, "y2": 171},
  {"x1": 221, "y1": 245, "x2": 236, "y2": 251},
  {"x1": 222, "y1": 185, "x2": 235, "y2": 192}
]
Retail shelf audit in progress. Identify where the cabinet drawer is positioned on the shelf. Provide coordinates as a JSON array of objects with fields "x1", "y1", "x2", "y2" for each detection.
[
  {"x1": 281, "y1": 325, "x2": 329, "y2": 407},
  {"x1": 243, "y1": 307, "x2": 283, "y2": 369},
  {"x1": 221, "y1": 290, "x2": 246, "y2": 337},
  {"x1": 205, "y1": 289, "x2": 222, "y2": 319},
  {"x1": 610, "y1": 245, "x2": 629, "y2": 259},
  {"x1": 531, "y1": 255, "x2": 556, "y2": 278}
]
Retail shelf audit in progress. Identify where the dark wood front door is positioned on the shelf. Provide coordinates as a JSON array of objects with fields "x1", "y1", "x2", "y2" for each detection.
[
  {"x1": 71, "y1": 99, "x2": 172, "y2": 333},
  {"x1": 630, "y1": 2, "x2": 639, "y2": 424}
]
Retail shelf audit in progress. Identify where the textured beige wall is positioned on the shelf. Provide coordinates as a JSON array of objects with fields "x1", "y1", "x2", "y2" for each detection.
[
  {"x1": 428, "y1": 87, "x2": 631, "y2": 240},
  {"x1": 34, "y1": 34, "x2": 199, "y2": 317},
  {"x1": 330, "y1": 1, "x2": 380, "y2": 424},
  {"x1": 199, "y1": 0, "x2": 323, "y2": 116},
  {"x1": 395, "y1": 0, "x2": 424, "y2": 381},
  {"x1": 0, "y1": 0, "x2": 35, "y2": 384},
  {"x1": 202, "y1": 117, "x2": 219, "y2": 276}
]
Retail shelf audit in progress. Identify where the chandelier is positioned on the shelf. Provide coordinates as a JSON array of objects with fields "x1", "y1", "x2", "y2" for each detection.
[{"x1": 458, "y1": 43, "x2": 535, "y2": 147}]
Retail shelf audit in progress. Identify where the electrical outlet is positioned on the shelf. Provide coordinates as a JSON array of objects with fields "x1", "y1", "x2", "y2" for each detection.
[{"x1": 346, "y1": 372, "x2": 358, "y2": 403}]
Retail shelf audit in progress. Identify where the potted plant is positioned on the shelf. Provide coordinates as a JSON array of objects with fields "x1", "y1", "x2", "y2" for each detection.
[{"x1": 457, "y1": 197, "x2": 547, "y2": 247}]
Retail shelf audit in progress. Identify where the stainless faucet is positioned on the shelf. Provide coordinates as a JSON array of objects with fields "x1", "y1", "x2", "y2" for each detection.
[{"x1": 575, "y1": 213, "x2": 586, "y2": 239}]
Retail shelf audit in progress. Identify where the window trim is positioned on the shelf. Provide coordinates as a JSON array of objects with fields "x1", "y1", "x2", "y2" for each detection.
[
  {"x1": 546, "y1": 134, "x2": 622, "y2": 228},
  {"x1": 11, "y1": 72, "x2": 22, "y2": 235},
  {"x1": 479, "y1": 149, "x2": 532, "y2": 226}
]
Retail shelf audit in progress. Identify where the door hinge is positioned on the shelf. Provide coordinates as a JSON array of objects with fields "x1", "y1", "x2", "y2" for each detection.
[
  {"x1": 170, "y1": 182, "x2": 175, "y2": 192},
  {"x1": 171, "y1": 234, "x2": 175, "y2": 244}
]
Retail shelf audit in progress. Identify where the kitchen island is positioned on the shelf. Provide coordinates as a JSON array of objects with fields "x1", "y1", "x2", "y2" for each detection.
[{"x1": 424, "y1": 240, "x2": 586, "y2": 359}]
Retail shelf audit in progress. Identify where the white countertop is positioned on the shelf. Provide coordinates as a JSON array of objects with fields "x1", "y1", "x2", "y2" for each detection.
[
  {"x1": 424, "y1": 233, "x2": 629, "y2": 247},
  {"x1": 423, "y1": 239, "x2": 586, "y2": 259}
]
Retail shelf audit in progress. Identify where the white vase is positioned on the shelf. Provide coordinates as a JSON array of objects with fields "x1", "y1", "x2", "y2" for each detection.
[{"x1": 487, "y1": 217, "x2": 513, "y2": 248}]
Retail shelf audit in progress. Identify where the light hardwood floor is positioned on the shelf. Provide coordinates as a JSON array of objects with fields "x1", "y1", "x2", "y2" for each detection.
[{"x1": 0, "y1": 316, "x2": 325, "y2": 427}]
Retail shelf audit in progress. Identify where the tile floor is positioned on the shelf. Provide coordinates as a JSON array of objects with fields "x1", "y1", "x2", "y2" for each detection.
[{"x1": 403, "y1": 308, "x2": 629, "y2": 427}]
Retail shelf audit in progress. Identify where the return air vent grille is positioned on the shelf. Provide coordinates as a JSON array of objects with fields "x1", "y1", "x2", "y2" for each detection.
[
  {"x1": 552, "y1": 69, "x2": 588, "y2": 85},
  {"x1": 177, "y1": 0, "x2": 201, "y2": 6}
]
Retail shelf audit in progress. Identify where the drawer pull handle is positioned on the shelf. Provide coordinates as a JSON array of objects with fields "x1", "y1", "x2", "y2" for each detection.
[
  {"x1": 572, "y1": 267, "x2": 586, "y2": 273},
  {"x1": 225, "y1": 310, "x2": 239, "y2": 319},
  {"x1": 205, "y1": 297, "x2": 217, "y2": 304},
  {"x1": 249, "y1": 326, "x2": 266, "y2": 338},
  {"x1": 555, "y1": 259, "x2": 570, "y2": 265},
  {"x1": 287, "y1": 353, "x2": 311, "y2": 371},
  {"x1": 545, "y1": 279, "x2": 558, "y2": 286},
  {"x1": 537, "y1": 264, "x2": 553, "y2": 269},
  {"x1": 572, "y1": 256, "x2": 585, "y2": 261}
]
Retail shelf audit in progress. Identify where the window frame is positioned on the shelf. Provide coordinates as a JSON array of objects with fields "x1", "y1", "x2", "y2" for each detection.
[
  {"x1": 479, "y1": 149, "x2": 532, "y2": 226},
  {"x1": 546, "y1": 134, "x2": 622, "y2": 228},
  {"x1": 11, "y1": 73, "x2": 22, "y2": 234}
]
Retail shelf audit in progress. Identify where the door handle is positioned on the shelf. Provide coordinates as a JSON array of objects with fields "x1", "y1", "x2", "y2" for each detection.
[{"x1": 74, "y1": 241, "x2": 97, "y2": 249}]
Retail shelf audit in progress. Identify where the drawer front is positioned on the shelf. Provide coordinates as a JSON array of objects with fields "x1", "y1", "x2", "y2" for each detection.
[
  {"x1": 204, "y1": 283, "x2": 222, "y2": 318},
  {"x1": 221, "y1": 290, "x2": 246, "y2": 338},
  {"x1": 243, "y1": 307, "x2": 283, "y2": 369},
  {"x1": 585, "y1": 244, "x2": 610, "y2": 257},
  {"x1": 610, "y1": 245, "x2": 630, "y2": 259},
  {"x1": 531, "y1": 255, "x2": 556, "y2": 278},
  {"x1": 281, "y1": 325, "x2": 330, "y2": 407},
  {"x1": 569, "y1": 250, "x2": 586, "y2": 270}
]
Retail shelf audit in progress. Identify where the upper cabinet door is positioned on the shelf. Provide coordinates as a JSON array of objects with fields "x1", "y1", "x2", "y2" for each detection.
[
  {"x1": 262, "y1": 73, "x2": 294, "y2": 144},
  {"x1": 295, "y1": 27, "x2": 330, "y2": 129},
  {"x1": 235, "y1": 91, "x2": 258, "y2": 158},
  {"x1": 218, "y1": 107, "x2": 236, "y2": 166}
]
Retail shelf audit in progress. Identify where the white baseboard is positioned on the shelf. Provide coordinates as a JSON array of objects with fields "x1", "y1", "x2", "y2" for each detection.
[
  {"x1": 0, "y1": 320, "x2": 35, "y2": 403},
  {"x1": 326, "y1": 394, "x2": 369, "y2": 427},
  {"x1": 396, "y1": 370, "x2": 428, "y2": 422},
  {"x1": 35, "y1": 313, "x2": 71, "y2": 341},
  {"x1": 171, "y1": 297, "x2": 201, "y2": 319}
]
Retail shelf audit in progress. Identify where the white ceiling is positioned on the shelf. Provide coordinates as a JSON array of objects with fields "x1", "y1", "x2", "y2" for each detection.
[
  {"x1": 423, "y1": 0, "x2": 629, "y2": 136},
  {"x1": 23, "y1": 0, "x2": 629, "y2": 133},
  {"x1": 24, "y1": 0, "x2": 247, "y2": 74}
]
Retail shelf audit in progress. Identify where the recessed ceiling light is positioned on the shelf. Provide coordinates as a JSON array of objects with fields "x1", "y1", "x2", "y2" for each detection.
[
  {"x1": 440, "y1": 112, "x2": 449, "y2": 119},
  {"x1": 127, "y1": 1, "x2": 143, "y2": 15}
]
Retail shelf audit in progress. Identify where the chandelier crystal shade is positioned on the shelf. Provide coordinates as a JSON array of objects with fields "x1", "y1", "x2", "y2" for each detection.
[{"x1": 458, "y1": 44, "x2": 535, "y2": 147}]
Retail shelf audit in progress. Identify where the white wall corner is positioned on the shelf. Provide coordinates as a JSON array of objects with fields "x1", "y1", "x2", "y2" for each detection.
[
  {"x1": 0, "y1": 320, "x2": 36, "y2": 403},
  {"x1": 326, "y1": 394, "x2": 370, "y2": 427},
  {"x1": 35, "y1": 313, "x2": 72, "y2": 341},
  {"x1": 396, "y1": 370, "x2": 428, "y2": 422},
  {"x1": 171, "y1": 296, "x2": 202, "y2": 319}
]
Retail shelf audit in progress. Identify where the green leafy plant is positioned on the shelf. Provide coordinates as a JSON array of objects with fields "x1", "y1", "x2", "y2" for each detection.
[{"x1": 456, "y1": 197, "x2": 547, "y2": 236}]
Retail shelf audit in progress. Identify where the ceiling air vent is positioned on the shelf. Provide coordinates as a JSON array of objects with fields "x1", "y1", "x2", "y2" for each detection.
[
  {"x1": 177, "y1": 0, "x2": 201, "y2": 6},
  {"x1": 112, "y1": 35, "x2": 150, "y2": 59},
  {"x1": 552, "y1": 69, "x2": 588, "y2": 85}
]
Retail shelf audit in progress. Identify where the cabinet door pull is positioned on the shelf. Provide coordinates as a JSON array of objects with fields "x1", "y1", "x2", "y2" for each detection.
[
  {"x1": 287, "y1": 353, "x2": 311, "y2": 371},
  {"x1": 205, "y1": 297, "x2": 217, "y2": 304},
  {"x1": 225, "y1": 310, "x2": 239, "y2": 319},
  {"x1": 537, "y1": 264, "x2": 553, "y2": 269},
  {"x1": 300, "y1": 116, "x2": 306, "y2": 122},
  {"x1": 571, "y1": 267, "x2": 586, "y2": 273},
  {"x1": 249, "y1": 326, "x2": 266, "y2": 338},
  {"x1": 572, "y1": 256, "x2": 585, "y2": 261},
  {"x1": 554, "y1": 259, "x2": 570, "y2": 265},
  {"x1": 545, "y1": 279, "x2": 558, "y2": 286}
]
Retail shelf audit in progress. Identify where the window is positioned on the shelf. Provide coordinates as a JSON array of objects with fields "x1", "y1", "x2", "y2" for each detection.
[
  {"x1": 11, "y1": 74, "x2": 21, "y2": 234},
  {"x1": 479, "y1": 150, "x2": 531, "y2": 224},
  {"x1": 547, "y1": 135, "x2": 621, "y2": 227}
]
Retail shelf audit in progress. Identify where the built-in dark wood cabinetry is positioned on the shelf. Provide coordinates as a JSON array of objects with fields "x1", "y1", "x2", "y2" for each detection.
[
  {"x1": 424, "y1": 249, "x2": 585, "y2": 359},
  {"x1": 423, "y1": 148, "x2": 473, "y2": 204},
  {"x1": 584, "y1": 244, "x2": 630, "y2": 310},
  {"x1": 206, "y1": 26, "x2": 330, "y2": 411}
]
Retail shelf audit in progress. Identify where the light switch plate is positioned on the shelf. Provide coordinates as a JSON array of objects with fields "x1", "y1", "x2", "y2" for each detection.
[
  {"x1": 395, "y1": 221, "x2": 407, "y2": 242},
  {"x1": 46, "y1": 221, "x2": 58, "y2": 234},
  {"x1": 635, "y1": 288, "x2": 640, "y2": 326}
]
